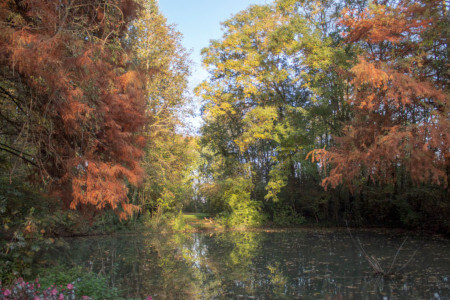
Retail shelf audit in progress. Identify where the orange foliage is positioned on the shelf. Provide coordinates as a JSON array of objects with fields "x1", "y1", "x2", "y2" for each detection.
[
  {"x1": 0, "y1": 0, "x2": 147, "y2": 219},
  {"x1": 311, "y1": 0, "x2": 449, "y2": 190},
  {"x1": 340, "y1": 3, "x2": 431, "y2": 44}
]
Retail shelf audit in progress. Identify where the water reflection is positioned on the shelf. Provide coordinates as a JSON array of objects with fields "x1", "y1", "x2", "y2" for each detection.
[{"x1": 43, "y1": 230, "x2": 449, "y2": 299}]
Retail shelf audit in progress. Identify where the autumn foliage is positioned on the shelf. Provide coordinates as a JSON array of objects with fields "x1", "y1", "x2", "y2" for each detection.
[
  {"x1": 309, "y1": 0, "x2": 449, "y2": 190},
  {"x1": 0, "y1": 0, "x2": 147, "y2": 218}
]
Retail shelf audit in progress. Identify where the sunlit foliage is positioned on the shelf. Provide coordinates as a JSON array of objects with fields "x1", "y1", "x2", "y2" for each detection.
[
  {"x1": 127, "y1": 0, "x2": 196, "y2": 216},
  {"x1": 196, "y1": 0, "x2": 354, "y2": 224}
]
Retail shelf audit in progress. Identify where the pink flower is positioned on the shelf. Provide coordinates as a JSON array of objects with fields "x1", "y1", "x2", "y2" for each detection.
[
  {"x1": 3, "y1": 289, "x2": 11, "y2": 296},
  {"x1": 59, "y1": 293, "x2": 64, "y2": 300},
  {"x1": 67, "y1": 283, "x2": 74, "y2": 290},
  {"x1": 51, "y1": 288, "x2": 58, "y2": 295},
  {"x1": 34, "y1": 297, "x2": 40, "y2": 300},
  {"x1": 82, "y1": 296, "x2": 90, "y2": 300},
  {"x1": 146, "y1": 296, "x2": 153, "y2": 300}
]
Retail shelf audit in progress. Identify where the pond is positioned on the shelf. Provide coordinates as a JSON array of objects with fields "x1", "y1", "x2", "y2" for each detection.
[{"x1": 42, "y1": 229, "x2": 449, "y2": 299}]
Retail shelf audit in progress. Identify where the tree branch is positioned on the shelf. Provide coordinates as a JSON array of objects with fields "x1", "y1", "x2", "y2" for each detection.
[
  {"x1": 0, "y1": 145, "x2": 38, "y2": 168},
  {"x1": 0, "y1": 85, "x2": 26, "y2": 114}
]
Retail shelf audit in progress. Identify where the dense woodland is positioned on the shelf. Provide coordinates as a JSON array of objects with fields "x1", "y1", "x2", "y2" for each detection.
[{"x1": 0, "y1": 0, "x2": 448, "y2": 285}]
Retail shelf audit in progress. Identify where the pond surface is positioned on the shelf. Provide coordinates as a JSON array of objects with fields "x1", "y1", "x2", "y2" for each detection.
[{"x1": 44, "y1": 229, "x2": 449, "y2": 299}]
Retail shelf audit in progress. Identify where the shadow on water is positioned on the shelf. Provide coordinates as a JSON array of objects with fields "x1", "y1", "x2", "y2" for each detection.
[{"x1": 41, "y1": 230, "x2": 449, "y2": 299}]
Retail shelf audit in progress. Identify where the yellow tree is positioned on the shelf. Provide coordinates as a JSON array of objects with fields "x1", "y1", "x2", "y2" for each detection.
[
  {"x1": 197, "y1": 0, "x2": 351, "y2": 221},
  {"x1": 127, "y1": 0, "x2": 195, "y2": 214}
]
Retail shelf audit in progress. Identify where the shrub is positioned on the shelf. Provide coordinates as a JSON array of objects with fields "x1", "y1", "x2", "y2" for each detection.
[
  {"x1": 272, "y1": 205, "x2": 305, "y2": 227},
  {"x1": 171, "y1": 211, "x2": 193, "y2": 232},
  {"x1": 0, "y1": 277, "x2": 78, "y2": 299},
  {"x1": 36, "y1": 266, "x2": 117, "y2": 299},
  {"x1": 220, "y1": 177, "x2": 267, "y2": 228}
]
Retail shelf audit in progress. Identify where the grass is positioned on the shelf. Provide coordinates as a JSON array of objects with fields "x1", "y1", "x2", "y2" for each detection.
[
  {"x1": 183, "y1": 213, "x2": 210, "y2": 220},
  {"x1": 179, "y1": 213, "x2": 223, "y2": 231}
]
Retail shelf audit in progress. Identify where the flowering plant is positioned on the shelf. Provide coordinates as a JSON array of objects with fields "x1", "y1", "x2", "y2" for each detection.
[{"x1": 0, "y1": 277, "x2": 87, "y2": 300}]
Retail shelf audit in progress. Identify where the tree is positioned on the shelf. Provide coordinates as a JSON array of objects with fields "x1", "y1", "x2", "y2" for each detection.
[
  {"x1": 0, "y1": 0, "x2": 147, "y2": 219},
  {"x1": 196, "y1": 0, "x2": 352, "y2": 222},
  {"x1": 309, "y1": 0, "x2": 449, "y2": 191},
  {"x1": 127, "y1": 0, "x2": 195, "y2": 215}
]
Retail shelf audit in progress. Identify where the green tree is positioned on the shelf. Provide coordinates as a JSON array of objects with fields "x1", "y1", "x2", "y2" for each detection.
[
  {"x1": 196, "y1": 0, "x2": 354, "y2": 224},
  {"x1": 127, "y1": 0, "x2": 196, "y2": 217}
]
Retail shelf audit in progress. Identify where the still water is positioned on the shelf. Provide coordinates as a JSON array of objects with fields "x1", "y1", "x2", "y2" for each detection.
[{"x1": 46, "y1": 230, "x2": 449, "y2": 299}]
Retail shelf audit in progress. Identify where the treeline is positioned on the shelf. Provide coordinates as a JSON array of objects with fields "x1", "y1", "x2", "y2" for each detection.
[
  {"x1": 0, "y1": 0, "x2": 448, "y2": 284},
  {"x1": 195, "y1": 0, "x2": 449, "y2": 231}
]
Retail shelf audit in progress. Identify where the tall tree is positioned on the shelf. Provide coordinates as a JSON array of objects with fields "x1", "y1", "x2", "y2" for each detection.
[
  {"x1": 127, "y1": 0, "x2": 195, "y2": 215},
  {"x1": 0, "y1": 0, "x2": 147, "y2": 219},
  {"x1": 309, "y1": 0, "x2": 449, "y2": 191},
  {"x1": 196, "y1": 0, "x2": 353, "y2": 222}
]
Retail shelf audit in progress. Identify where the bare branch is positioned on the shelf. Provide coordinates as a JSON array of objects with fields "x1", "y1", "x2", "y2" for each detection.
[{"x1": 0, "y1": 145, "x2": 38, "y2": 168}]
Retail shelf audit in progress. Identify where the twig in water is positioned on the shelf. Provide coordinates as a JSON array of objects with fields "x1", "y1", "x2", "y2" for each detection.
[
  {"x1": 345, "y1": 221, "x2": 384, "y2": 274},
  {"x1": 387, "y1": 237, "x2": 408, "y2": 274},
  {"x1": 396, "y1": 249, "x2": 418, "y2": 273},
  {"x1": 345, "y1": 221, "x2": 418, "y2": 276}
]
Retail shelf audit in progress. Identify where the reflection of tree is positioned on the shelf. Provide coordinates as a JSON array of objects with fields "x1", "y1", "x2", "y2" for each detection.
[
  {"x1": 175, "y1": 233, "x2": 224, "y2": 298},
  {"x1": 267, "y1": 262, "x2": 288, "y2": 298},
  {"x1": 203, "y1": 232, "x2": 267, "y2": 297},
  {"x1": 141, "y1": 231, "x2": 268, "y2": 298},
  {"x1": 39, "y1": 231, "x2": 449, "y2": 299}
]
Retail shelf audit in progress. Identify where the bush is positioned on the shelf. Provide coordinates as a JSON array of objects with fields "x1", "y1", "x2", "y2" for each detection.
[
  {"x1": 218, "y1": 177, "x2": 267, "y2": 228},
  {"x1": 0, "y1": 276, "x2": 81, "y2": 299},
  {"x1": 36, "y1": 266, "x2": 118, "y2": 299},
  {"x1": 272, "y1": 205, "x2": 305, "y2": 227},
  {"x1": 0, "y1": 207, "x2": 62, "y2": 283},
  {"x1": 171, "y1": 211, "x2": 193, "y2": 232},
  {"x1": 0, "y1": 267, "x2": 156, "y2": 299}
]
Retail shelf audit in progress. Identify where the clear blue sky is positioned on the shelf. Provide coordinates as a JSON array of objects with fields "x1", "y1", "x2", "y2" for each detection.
[{"x1": 158, "y1": 0, "x2": 269, "y2": 88}]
